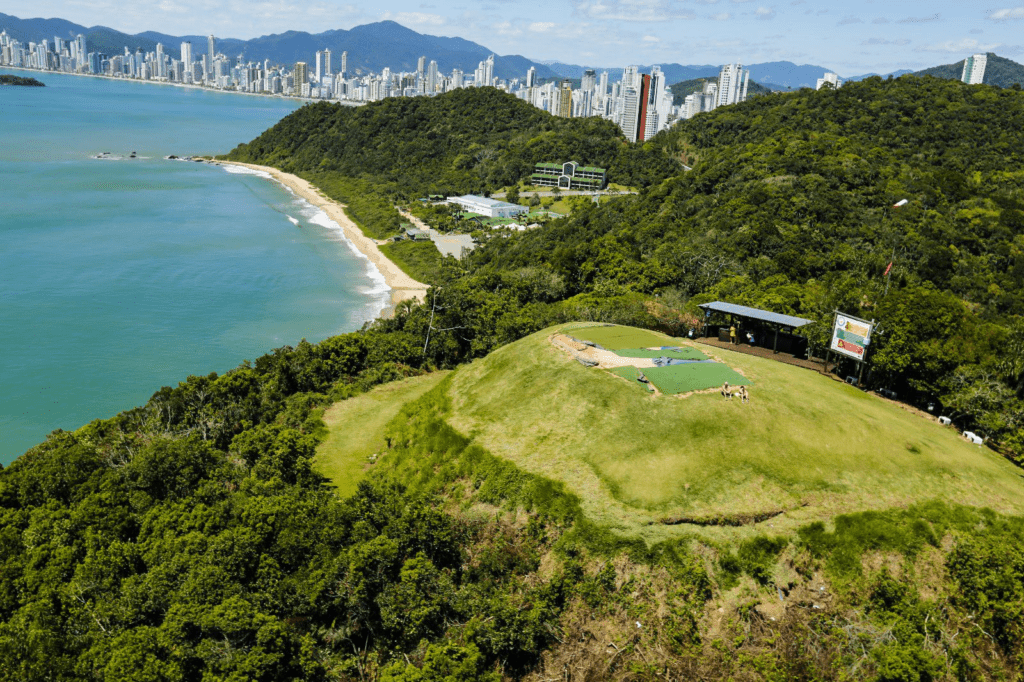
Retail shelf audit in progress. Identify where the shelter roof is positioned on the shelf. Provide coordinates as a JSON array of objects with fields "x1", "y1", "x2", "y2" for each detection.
[{"x1": 698, "y1": 301, "x2": 813, "y2": 329}]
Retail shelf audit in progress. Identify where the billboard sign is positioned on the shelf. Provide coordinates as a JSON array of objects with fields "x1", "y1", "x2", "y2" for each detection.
[{"x1": 831, "y1": 313, "x2": 873, "y2": 361}]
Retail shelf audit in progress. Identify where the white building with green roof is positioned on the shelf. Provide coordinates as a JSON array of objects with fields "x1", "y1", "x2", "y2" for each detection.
[{"x1": 531, "y1": 161, "x2": 607, "y2": 190}]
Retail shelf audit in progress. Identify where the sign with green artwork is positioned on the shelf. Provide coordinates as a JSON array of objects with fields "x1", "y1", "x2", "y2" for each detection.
[{"x1": 831, "y1": 312, "x2": 873, "y2": 361}]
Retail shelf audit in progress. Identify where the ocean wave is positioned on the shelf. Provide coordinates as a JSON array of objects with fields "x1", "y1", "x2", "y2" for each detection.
[
  {"x1": 286, "y1": 215, "x2": 300, "y2": 226},
  {"x1": 221, "y1": 165, "x2": 273, "y2": 180},
  {"x1": 304, "y1": 207, "x2": 391, "y2": 313}
]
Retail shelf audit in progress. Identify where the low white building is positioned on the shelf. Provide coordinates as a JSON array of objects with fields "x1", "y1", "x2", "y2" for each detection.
[{"x1": 448, "y1": 195, "x2": 529, "y2": 219}]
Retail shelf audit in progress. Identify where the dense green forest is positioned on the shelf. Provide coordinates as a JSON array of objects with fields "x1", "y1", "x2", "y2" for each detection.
[
  {"x1": 913, "y1": 53, "x2": 1024, "y2": 89},
  {"x1": 4, "y1": 78, "x2": 1024, "y2": 679},
  {"x1": 0, "y1": 74, "x2": 44, "y2": 86}
]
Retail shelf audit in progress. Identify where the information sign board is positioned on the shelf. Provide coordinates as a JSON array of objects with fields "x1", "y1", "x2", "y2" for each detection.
[{"x1": 830, "y1": 313, "x2": 873, "y2": 361}]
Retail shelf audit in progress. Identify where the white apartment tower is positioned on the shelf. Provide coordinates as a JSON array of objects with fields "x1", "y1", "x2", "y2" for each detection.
[
  {"x1": 716, "y1": 63, "x2": 749, "y2": 107},
  {"x1": 961, "y1": 53, "x2": 987, "y2": 85},
  {"x1": 815, "y1": 71, "x2": 843, "y2": 90},
  {"x1": 526, "y1": 66, "x2": 536, "y2": 88},
  {"x1": 426, "y1": 59, "x2": 438, "y2": 93},
  {"x1": 315, "y1": 50, "x2": 326, "y2": 82},
  {"x1": 340, "y1": 51, "x2": 347, "y2": 77}
]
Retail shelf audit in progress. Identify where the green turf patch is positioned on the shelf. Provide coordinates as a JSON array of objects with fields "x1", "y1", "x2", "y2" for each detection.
[
  {"x1": 614, "y1": 348, "x2": 709, "y2": 360},
  {"x1": 607, "y1": 366, "x2": 654, "y2": 392},
  {"x1": 568, "y1": 325, "x2": 678, "y2": 350},
  {"x1": 644, "y1": 362, "x2": 750, "y2": 395}
]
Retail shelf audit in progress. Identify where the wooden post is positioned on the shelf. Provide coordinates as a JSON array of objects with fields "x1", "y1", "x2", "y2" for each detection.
[{"x1": 773, "y1": 324, "x2": 780, "y2": 354}]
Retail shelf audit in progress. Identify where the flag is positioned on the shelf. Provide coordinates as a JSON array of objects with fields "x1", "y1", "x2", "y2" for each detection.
[
  {"x1": 884, "y1": 262, "x2": 893, "y2": 277},
  {"x1": 893, "y1": 199, "x2": 908, "y2": 208}
]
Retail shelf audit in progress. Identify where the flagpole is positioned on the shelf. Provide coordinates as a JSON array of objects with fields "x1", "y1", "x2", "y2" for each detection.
[{"x1": 884, "y1": 199, "x2": 908, "y2": 297}]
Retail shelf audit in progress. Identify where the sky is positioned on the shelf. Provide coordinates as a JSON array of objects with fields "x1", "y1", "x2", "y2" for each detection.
[{"x1": 8, "y1": 0, "x2": 1024, "y2": 75}]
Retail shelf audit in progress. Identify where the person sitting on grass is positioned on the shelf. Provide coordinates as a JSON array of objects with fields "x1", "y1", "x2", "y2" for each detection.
[
  {"x1": 722, "y1": 381, "x2": 731, "y2": 399},
  {"x1": 740, "y1": 386, "x2": 749, "y2": 403}
]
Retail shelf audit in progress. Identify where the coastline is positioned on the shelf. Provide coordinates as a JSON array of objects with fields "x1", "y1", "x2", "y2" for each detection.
[{"x1": 213, "y1": 160, "x2": 429, "y2": 314}]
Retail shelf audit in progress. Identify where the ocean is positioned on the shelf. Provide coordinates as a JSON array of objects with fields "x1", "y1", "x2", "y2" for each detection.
[{"x1": 1, "y1": 71, "x2": 389, "y2": 464}]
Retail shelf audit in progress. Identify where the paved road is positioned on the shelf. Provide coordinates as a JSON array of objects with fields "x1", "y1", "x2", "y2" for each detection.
[{"x1": 399, "y1": 209, "x2": 476, "y2": 257}]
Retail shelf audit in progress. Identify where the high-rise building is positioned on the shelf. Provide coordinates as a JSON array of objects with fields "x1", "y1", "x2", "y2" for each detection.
[
  {"x1": 294, "y1": 61, "x2": 308, "y2": 95},
  {"x1": 961, "y1": 53, "x2": 987, "y2": 85},
  {"x1": 426, "y1": 59, "x2": 438, "y2": 93},
  {"x1": 716, "y1": 63, "x2": 749, "y2": 107},
  {"x1": 581, "y1": 69, "x2": 596, "y2": 92},
  {"x1": 815, "y1": 71, "x2": 842, "y2": 90},
  {"x1": 155, "y1": 43, "x2": 165, "y2": 78},
  {"x1": 180, "y1": 41, "x2": 192, "y2": 67},
  {"x1": 324, "y1": 49, "x2": 331, "y2": 75},
  {"x1": 207, "y1": 35, "x2": 216, "y2": 61},
  {"x1": 452, "y1": 68, "x2": 464, "y2": 89},
  {"x1": 417, "y1": 55, "x2": 426, "y2": 76},
  {"x1": 557, "y1": 79, "x2": 573, "y2": 117},
  {"x1": 75, "y1": 34, "x2": 86, "y2": 61},
  {"x1": 597, "y1": 71, "x2": 608, "y2": 96},
  {"x1": 526, "y1": 66, "x2": 536, "y2": 88},
  {"x1": 341, "y1": 51, "x2": 347, "y2": 78},
  {"x1": 315, "y1": 50, "x2": 326, "y2": 82}
]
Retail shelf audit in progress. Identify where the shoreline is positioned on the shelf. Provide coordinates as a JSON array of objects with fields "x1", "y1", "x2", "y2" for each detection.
[{"x1": 212, "y1": 160, "x2": 429, "y2": 315}]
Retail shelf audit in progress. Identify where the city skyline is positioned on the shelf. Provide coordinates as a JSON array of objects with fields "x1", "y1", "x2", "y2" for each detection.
[{"x1": 6, "y1": 0, "x2": 1024, "y2": 76}]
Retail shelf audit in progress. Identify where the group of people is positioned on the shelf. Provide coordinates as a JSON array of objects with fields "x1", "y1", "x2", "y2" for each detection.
[{"x1": 722, "y1": 381, "x2": 749, "y2": 403}]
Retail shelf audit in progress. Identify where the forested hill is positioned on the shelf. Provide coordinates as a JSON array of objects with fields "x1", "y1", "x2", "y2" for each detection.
[
  {"x1": 470, "y1": 75, "x2": 1024, "y2": 449},
  {"x1": 913, "y1": 53, "x2": 1024, "y2": 89},
  {"x1": 4, "y1": 70, "x2": 1024, "y2": 681},
  {"x1": 225, "y1": 87, "x2": 679, "y2": 196}
]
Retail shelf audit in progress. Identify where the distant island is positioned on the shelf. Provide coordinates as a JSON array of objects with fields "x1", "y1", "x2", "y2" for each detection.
[{"x1": 0, "y1": 74, "x2": 44, "y2": 86}]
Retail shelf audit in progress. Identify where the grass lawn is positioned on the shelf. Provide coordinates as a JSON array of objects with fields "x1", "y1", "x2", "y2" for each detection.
[
  {"x1": 444, "y1": 324, "x2": 1024, "y2": 541},
  {"x1": 569, "y1": 324, "x2": 681, "y2": 350},
  {"x1": 608, "y1": 366, "x2": 654, "y2": 393},
  {"x1": 644, "y1": 362, "x2": 749, "y2": 394},
  {"x1": 316, "y1": 372, "x2": 450, "y2": 497},
  {"x1": 380, "y1": 239, "x2": 443, "y2": 283}
]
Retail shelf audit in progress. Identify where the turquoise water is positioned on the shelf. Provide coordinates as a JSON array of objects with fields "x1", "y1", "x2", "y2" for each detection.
[{"x1": 1, "y1": 71, "x2": 388, "y2": 464}]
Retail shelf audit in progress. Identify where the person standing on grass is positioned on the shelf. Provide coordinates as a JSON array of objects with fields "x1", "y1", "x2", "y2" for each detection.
[
  {"x1": 741, "y1": 386, "x2": 749, "y2": 403},
  {"x1": 730, "y1": 324, "x2": 737, "y2": 345}
]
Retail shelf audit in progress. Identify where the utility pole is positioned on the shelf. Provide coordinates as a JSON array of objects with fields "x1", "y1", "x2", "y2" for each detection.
[{"x1": 884, "y1": 199, "x2": 908, "y2": 297}]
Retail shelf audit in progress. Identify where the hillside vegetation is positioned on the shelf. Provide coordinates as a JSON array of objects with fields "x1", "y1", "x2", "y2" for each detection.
[{"x1": 4, "y1": 76, "x2": 1024, "y2": 680}]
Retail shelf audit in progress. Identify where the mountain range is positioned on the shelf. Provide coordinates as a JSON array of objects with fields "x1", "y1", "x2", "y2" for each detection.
[{"x1": 3, "y1": 12, "x2": 1023, "y2": 90}]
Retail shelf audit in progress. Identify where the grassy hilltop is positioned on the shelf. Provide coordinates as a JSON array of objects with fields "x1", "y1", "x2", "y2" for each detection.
[{"x1": 319, "y1": 324, "x2": 1024, "y2": 544}]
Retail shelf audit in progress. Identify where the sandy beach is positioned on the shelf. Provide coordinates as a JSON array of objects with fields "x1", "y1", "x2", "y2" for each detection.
[{"x1": 213, "y1": 161, "x2": 429, "y2": 313}]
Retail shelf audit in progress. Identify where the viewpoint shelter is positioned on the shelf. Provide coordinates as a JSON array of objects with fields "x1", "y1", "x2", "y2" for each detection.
[{"x1": 698, "y1": 301, "x2": 813, "y2": 357}]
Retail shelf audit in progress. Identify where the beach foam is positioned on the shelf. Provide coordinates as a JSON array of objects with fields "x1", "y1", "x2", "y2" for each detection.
[
  {"x1": 286, "y1": 215, "x2": 300, "y2": 226},
  {"x1": 221, "y1": 165, "x2": 274, "y2": 180}
]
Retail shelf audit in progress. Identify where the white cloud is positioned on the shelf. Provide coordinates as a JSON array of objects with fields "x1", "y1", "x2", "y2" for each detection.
[
  {"x1": 529, "y1": 21, "x2": 556, "y2": 32},
  {"x1": 988, "y1": 7, "x2": 1024, "y2": 20},
  {"x1": 755, "y1": 6, "x2": 776, "y2": 20},
  {"x1": 917, "y1": 38, "x2": 999, "y2": 53},
  {"x1": 896, "y1": 13, "x2": 940, "y2": 24},
  {"x1": 861, "y1": 37, "x2": 910, "y2": 46},
  {"x1": 382, "y1": 11, "x2": 445, "y2": 25},
  {"x1": 711, "y1": 11, "x2": 731, "y2": 19},
  {"x1": 494, "y1": 20, "x2": 521, "y2": 36},
  {"x1": 570, "y1": 0, "x2": 695, "y2": 22}
]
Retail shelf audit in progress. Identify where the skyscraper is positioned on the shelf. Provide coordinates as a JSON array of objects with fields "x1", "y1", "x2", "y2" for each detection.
[
  {"x1": 581, "y1": 69, "x2": 596, "y2": 92},
  {"x1": 294, "y1": 61, "x2": 308, "y2": 95},
  {"x1": 558, "y1": 79, "x2": 573, "y2": 117},
  {"x1": 426, "y1": 59, "x2": 438, "y2": 93},
  {"x1": 961, "y1": 53, "x2": 987, "y2": 85},
  {"x1": 417, "y1": 55, "x2": 426, "y2": 76},
  {"x1": 180, "y1": 41, "x2": 192, "y2": 66},
  {"x1": 716, "y1": 63, "x2": 749, "y2": 107},
  {"x1": 340, "y1": 51, "x2": 348, "y2": 78},
  {"x1": 315, "y1": 51, "x2": 326, "y2": 82},
  {"x1": 207, "y1": 35, "x2": 215, "y2": 61},
  {"x1": 526, "y1": 66, "x2": 536, "y2": 88},
  {"x1": 324, "y1": 49, "x2": 331, "y2": 75}
]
